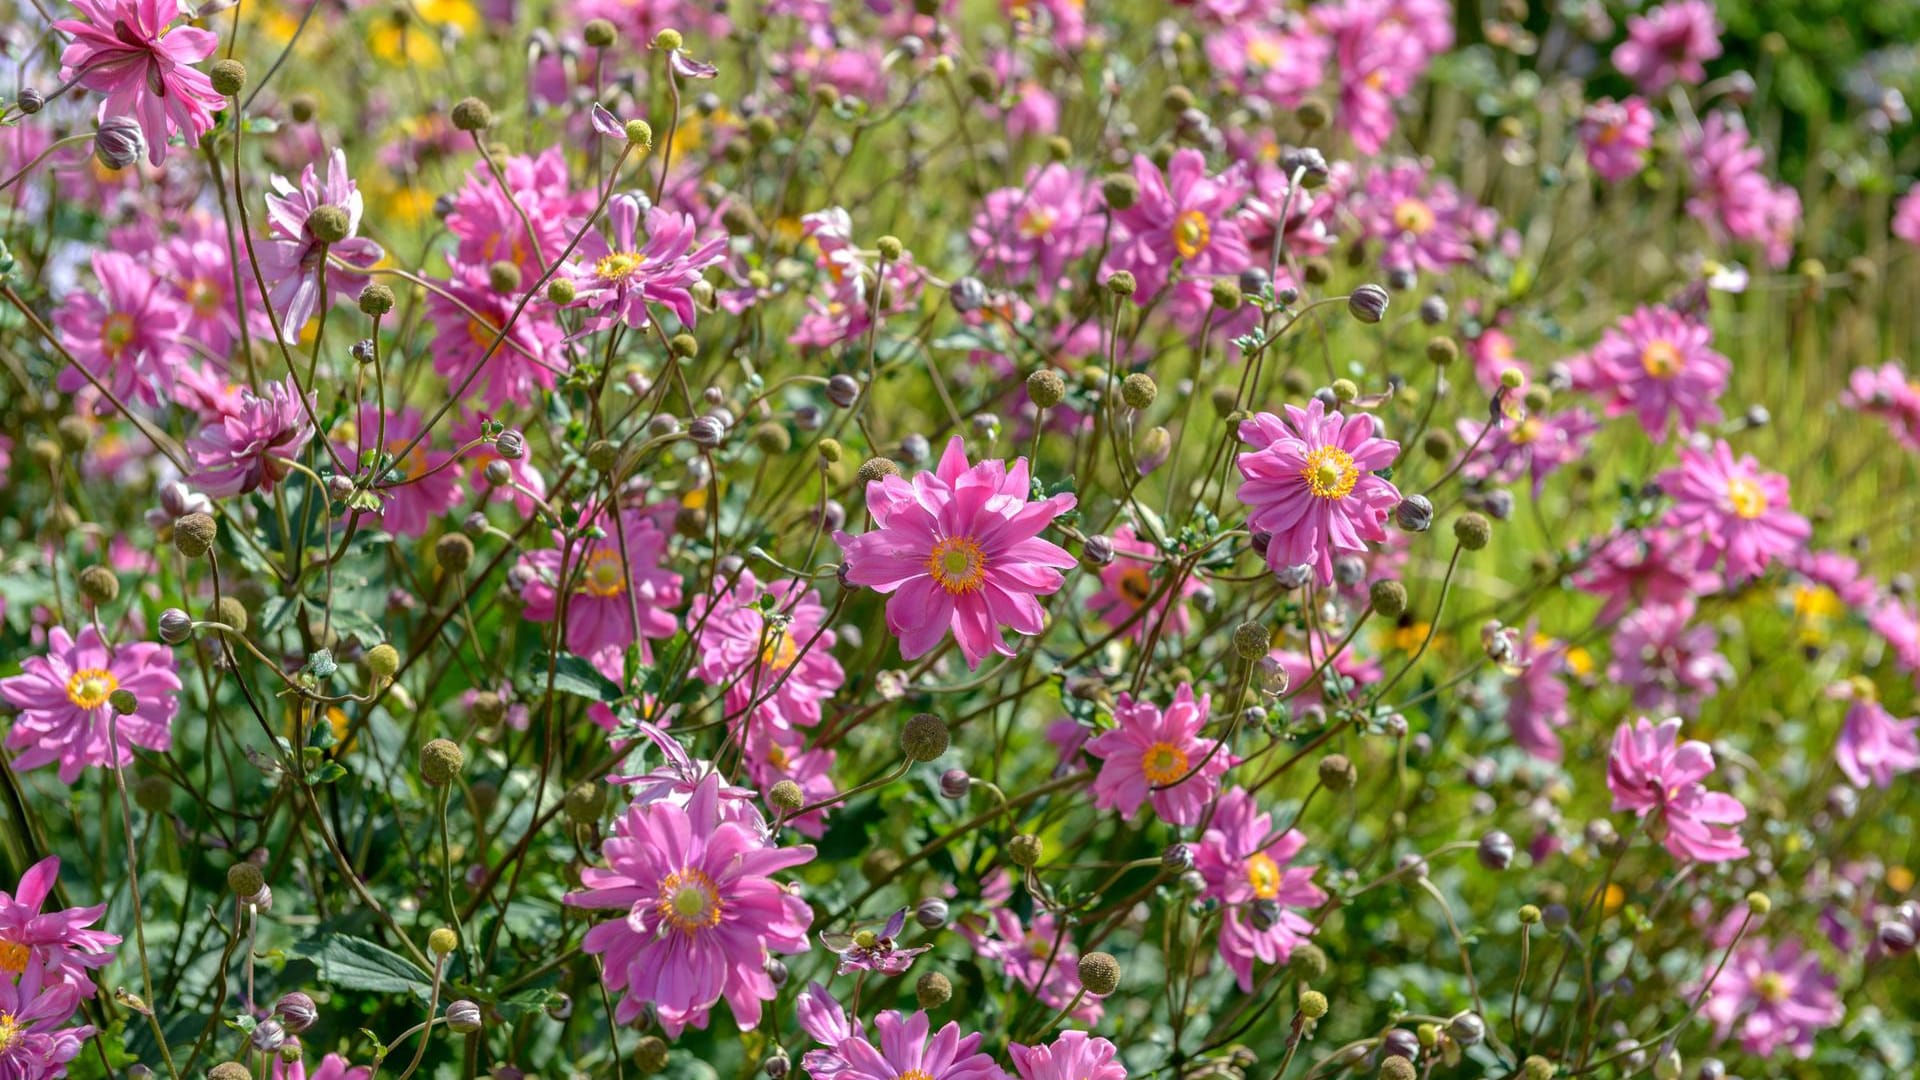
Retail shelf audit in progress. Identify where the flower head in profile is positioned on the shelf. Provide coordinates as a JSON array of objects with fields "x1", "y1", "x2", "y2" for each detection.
[
  {"x1": 795, "y1": 981, "x2": 863, "y2": 1080},
  {"x1": 1009, "y1": 1032, "x2": 1126, "y2": 1080},
  {"x1": 0, "y1": 858, "x2": 119, "y2": 998},
  {"x1": 1589, "y1": 304, "x2": 1728, "y2": 440},
  {"x1": 188, "y1": 375, "x2": 314, "y2": 498},
  {"x1": 516, "y1": 504, "x2": 683, "y2": 659},
  {"x1": 259, "y1": 149, "x2": 385, "y2": 342},
  {"x1": 1611, "y1": 0, "x2": 1721, "y2": 94},
  {"x1": 1193, "y1": 787, "x2": 1325, "y2": 990},
  {"x1": 568, "y1": 195, "x2": 726, "y2": 333},
  {"x1": 564, "y1": 774, "x2": 814, "y2": 1036},
  {"x1": 53, "y1": 251, "x2": 189, "y2": 409},
  {"x1": 1088, "y1": 684, "x2": 1230, "y2": 826},
  {"x1": 1086, "y1": 525, "x2": 1201, "y2": 643},
  {"x1": 1579, "y1": 96, "x2": 1656, "y2": 182},
  {"x1": 1656, "y1": 439, "x2": 1809, "y2": 582},
  {"x1": 0, "y1": 626, "x2": 180, "y2": 784},
  {"x1": 1833, "y1": 689, "x2": 1920, "y2": 790},
  {"x1": 1236, "y1": 399, "x2": 1401, "y2": 587},
  {"x1": 56, "y1": 0, "x2": 225, "y2": 164},
  {"x1": 835, "y1": 436, "x2": 1076, "y2": 669},
  {"x1": 836, "y1": 1010, "x2": 1005, "y2": 1080},
  {"x1": 1606, "y1": 717, "x2": 1747, "y2": 863},
  {"x1": 0, "y1": 957, "x2": 92, "y2": 1080},
  {"x1": 1700, "y1": 938, "x2": 1842, "y2": 1059}
]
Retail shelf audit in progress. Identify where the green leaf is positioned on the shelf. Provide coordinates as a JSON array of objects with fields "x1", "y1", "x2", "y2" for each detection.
[
  {"x1": 291, "y1": 934, "x2": 433, "y2": 999},
  {"x1": 530, "y1": 651, "x2": 623, "y2": 702}
]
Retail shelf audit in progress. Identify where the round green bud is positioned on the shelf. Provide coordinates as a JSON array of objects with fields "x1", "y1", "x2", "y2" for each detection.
[
  {"x1": 227, "y1": 862, "x2": 265, "y2": 897},
  {"x1": 817, "y1": 438, "x2": 844, "y2": 465},
  {"x1": 752, "y1": 423, "x2": 792, "y2": 454},
  {"x1": 174, "y1": 512, "x2": 218, "y2": 558},
  {"x1": 1301, "y1": 256, "x2": 1331, "y2": 285},
  {"x1": 359, "y1": 283, "x2": 396, "y2": 316},
  {"x1": 287, "y1": 95, "x2": 317, "y2": 122},
  {"x1": 1747, "y1": 891, "x2": 1771, "y2": 916},
  {"x1": 1426, "y1": 336, "x2": 1458, "y2": 365},
  {"x1": 546, "y1": 278, "x2": 577, "y2": 304},
  {"x1": 1453, "y1": 513, "x2": 1492, "y2": 552},
  {"x1": 435, "y1": 533, "x2": 475, "y2": 575},
  {"x1": 210, "y1": 1062, "x2": 254, "y2": 1080},
  {"x1": 78, "y1": 565, "x2": 119, "y2": 606},
  {"x1": 1331, "y1": 378, "x2": 1358, "y2": 403},
  {"x1": 1008, "y1": 833, "x2": 1043, "y2": 868},
  {"x1": 583, "y1": 18, "x2": 617, "y2": 47},
  {"x1": 1317, "y1": 754, "x2": 1356, "y2": 792},
  {"x1": 1100, "y1": 173, "x2": 1140, "y2": 211},
  {"x1": 1045, "y1": 135, "x2": 1072, "y2": 162},
  {"x1": 1297, "y1": 989, "x2": 1328, "y2": 1020},
  {"x1": 1105, "y1": 271, "x2": 1137, "y2": 297},
  {"x1": 564, "y1": 779, "x2": 607, "y2": 824},
  {"x1": 669, "y1": 333, "x2": 698, "y2": 358},
  {"x1": 1518, "y1": 904, "x2": 1542, "y2": 925},
  {"x1": 209, "y1": 59, "x2": 247, "y2": 97},
  {"x1": 586, "y1": 439, "x2": 619, "y2": 474},
  {"x1": 653, "y1": 28, "x2": 683, "y2": 51},
  {"x1": 109, "y1": 689, "x2": 138, "y2": 716},
  {"x1": 1378, "y1": 1057, "x2": 1415, "y2": 1080},
  {"x1": 625, "y1": 119, "x2": 653, "y2": 148},
  {"x1": 901, "y1": 713, "x2": 950, "y2": 762},
  {"x1": 306, "y1": 205, "x2": 351, "y2": 244},
  {"x1": 1077, "y1": 951, "x2": 1121, "y2": 995},
  {"x1": 1369, "y1": 579, "x2": 1408, "y2": 618},
  {"x1": 1026, "y1": 369, "x2": 1067, "y2": 409},
  {"x1": 768, "y1": 780, "x2": 805, "y2": 813},
  {"x1": 875, "y1": 235, "x2": 904, "y2": 261},
  {"x1": 470, "y1": 691, "x2": 506, "y2": 726},
  {"x1": 1121, "y1": 373, "x2": 1157, "y2": 410},
  {"x1": 450, "y1": 97, "x2": 492, "y2": 132},
  {"x1": 747, "y1": 114, "x2": 778, "y2": 145},
  {"x1": 1232, "y1": 620, "x2": 1272, "y2": 661},
  {"x1": 1422, "y1": 429, "x2": 1455, "y2": 461},
  {"x1": 487, "y1": 260, "x2": 522, "y2": 295},
  {"x1": 1211, "y1": 386, "x2": 1239, "y2": 417},
  {"x1": 1289, "y1": 942, "x2": 1329, "y2": 979},
  {"x1": 1520, "y1": 1056, "x2": 1555, "y2": 1080},
  {"x1": 420, "y1": 738, "x2": 465, "y2": 786},
  {"x1": 428, "y1": 927, "x2": 458, "y2": 956},
  {"x1": 54, "y1": 416, "x2": 90, "y2": 452},
  {"x1": 856, "y1": 457, "x2": 901, "y2": 485},
  {"x1": 915, "y1": 972, "x2": 952, "y2": 1009},
  {"x1": 1499, "y1": 367, "x2": 1525, "y2": 390},
  {"x1": 132, "y1": 774, "x2": 172, "y2": 813},
  {"x1": 1210, "y1": 278, "x2": 1243, "y2": 311},
  {"x1": 1295, "y1": 98, "x2": 1330, "y2": 130},
  {"x1": 636, "y1": 1035, "x2": 670, "y2": 1073}
]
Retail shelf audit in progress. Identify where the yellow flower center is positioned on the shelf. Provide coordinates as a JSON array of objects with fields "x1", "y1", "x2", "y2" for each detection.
[
  {"x1": 101, "y1": 312, "x2": 136, "y2": 357},
  {"x1": 66, "y1": 667, "x2": 119, "y2": 710},
  {"x1": 594, "y1": 251, "x2": 646, "y2": 282},
  {"x1": 0, "y1": 1012, "x2": 20, "y2": 1055},
  {"x1": 1726, "y1": 477, "x2": 1768, "y2": 520},
  {"x1": 1301, "y1": 445, "x2": 1358, "y2": 500},
  {"x1": 1245, "y1": 852, "x2": 1281, "y2": 900},
  {"x1": 1755, "y1": 971, "x2": 1789, "y2": 1004},
  {"x1": 185, "y1": 278, "x2": 221, "y2": 316},
  {"x1": 1246, "y1": 35, "x2": 1285, "y2": 68},
  {"x1": 1172, "y1": 210, "x2": 1211, "y2": 260},
  {"x1": 0, "y1": 940, "x2": 29, "y2": 974},
  {"x1": 760, "y1": 625, "x2": 800, "y2": 670},
  {"x1": 1392, "y1": 198, "x2": 1436, "y2": 235},
  {"x1": 1017, "y1": 207, "x2": 1058, "y2": 239},
  {"x1": 656, "y1": 868, "x2": 723, "y2": 933},
  {"x1": 927, "y1": 536, "x2": 988, "y2": 594},
  {"x1": 1141, "y1": 741, "x2": 1190, "y2": 785},
  {"x1": 896, "y1": 1070, "x2": 936, "y2": 1080},
  {"x1": 1510, "y1": 417, "x2": 1542, "y2": 445},
  {"x1": 1116, "y1": 566, "x2": 1153, "y2": 607},
  {"x1": 580, "y1": 549, "x2": 628, "y2": 597},
  {"x1": 467, "y1": 315, "x2": 502, "y2": 349},
  {"x1": 1640, "y1": 339, "x2": 1682, "y2": 378}
]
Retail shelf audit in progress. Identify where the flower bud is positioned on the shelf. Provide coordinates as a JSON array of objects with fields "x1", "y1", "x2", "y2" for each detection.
[
  {"x1": 1082, "y1": 535, "x2": 1115, "y2": 567},
  {"x1": 209, "y1": 1063, "x2": 251, "y2": 1080},
  {"x1": 1077, "y1": 951, "x2": 1120, "y2": 995},
  {"x1": 108, "y1": 689, "x2": 137, "y2": 716},
  {"x1": 915, "y1": 898, "x2": 949, "y2": 929},
  {"x1": 450, "y1": 97, "x2": 493, "y2": 132},
  {"x1": 1027, "y1": 369, "x2": 1067, "y2": 408},
  {"x1": 446, "y1": 999, "x2": 482, "y2": 1033},
  {"x1": 1162, "y1": 843, "x2": 1195, "y2": 871},
  {"x1": 875, "y1": 235, "x2": 904, "y2": 261},
  {"x1": 1446, "y1": 1011, "x2": 1485, "y2": 1046},
  {"x1": 625, "y1": 119, "x2": 653, "y2": 147},
  {"x1": 365, "y1": 643, "x2": 400, "y2": 679},
  {"x1": 1105, "y1": 271, "x2": 1136, "y2": 297},
  {"x1": 78, "y1": 565, "x2": 120, "y2": 606},
  {"x1": 768, "y1": 780, "x2": 804, "y2": 813},
  {"x1": 583, "y1": 18, "x2": 616, "y2": 46},
  {"x1": 856, "y1": 458, "x2": 901, "y2": 485},
  {"x1": 1368, "y1": 579, "x2": 1407, "y2": 618},
  {"x1": 1232, "y1": 620, "x2": 1272, "y2": 660},
  {"x1": 1453, "y1": 513, "x2": 1491, "y2": 551},
  {"x1": 1348, "y1": 284, "x2": 1390, "y2": 324},
  {"x1": 1121, "y1": 373, "x2": 1157, "y2": 409},
  {"x1": 916, "y1": 971, "x2": 952, "y2": 1008},
  {"x1": 546, "y1": 278, "x2": 576, "y2": 304},
  {"x1": 1746, "y1": 891, "x2": 1771, "y2": 916},
  {"x1": 636, "y1": 1035, "x2": 670, "y2": 1073},
  {"x1": 1297, "y1": 989, "x2": 1328, "y2": 1020},
  {"x1": 1317, "y1": 754, "x2": 1356, "y2": 791},
  {"x1": 17, "y1": 88, "x2": 44, "y2": 114},
  {"x1": 1008, "y1": 833, "x2": 1043, "y2": 867},
  {"x1": 227, "y1": 862, "x2": 265, "y2": 898},
  {"x1": 174, "y1": 512, "x2": 218, "y2": 558},
  {"x1": 901, "y1": 713, "x2": 950, "y2": 761},
  {"x1": 158, "y1": 608, "x2": 193, "y2": 644},
  {"x1": 1519, "y1": 1056, "x2": 1554, "y2": 1080},
  {"x1": 306, "y1": 205, "x2": 351, "y2": 243},
  {"x1": 689, "y1": 415, "x2": 726, "y2": 447},
  {"x1": 273, "y1": 992, "x2": 318, "y2": 1033},
  {"x1": 1478, "y1": 830, "x2": 1515, "y2": 870},
  {"x1": 1518, "y1": 904, "x2": 1541, "y2": 925},
  {"x1": 208, "y1": 58, "x2": 247, "y2": 96},
  {"x1": 420, "y1": 738, "x2": 465, "y2": 786},
  {"x1": 939, "y1": 768, "x2": 970, "y2": 799},
  {"x1": 94, "y1": 116, "x2": 145, "y2": 170},
  {"x1": 1100, "y1": 173, "x2": 1139, "y2": 210},
  {"x1": 250, "y1": 1019, "x2": 286, "y2": 1053}
]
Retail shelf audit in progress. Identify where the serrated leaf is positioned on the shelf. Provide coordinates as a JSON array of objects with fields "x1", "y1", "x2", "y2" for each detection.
[{"x1": 291, "y1": 934, "x2": 433, "y2": 999}]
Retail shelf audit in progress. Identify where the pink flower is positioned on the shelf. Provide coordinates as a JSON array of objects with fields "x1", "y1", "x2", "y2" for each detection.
[
  {"x1": 1657, "y1": 439, "x2": 1809, "y2": 582},
  {"x1": 568, "y1": 195, "x2": 726, "y2": 333},
  {"x1": 1573, "y1": 527, "x2": 1716, "y2": 620},
  {"x1": 1194, "y1": 787, "x2": 1325, "y2": 990},
  {"x1": 969, "y1": 164, "x2": 1103, "y2": 301},
  {"x1": 1236, "y1": 399, "x2": 1401, "y2": 587},
  {"x1": 564, "y1": 774, "x2": 813, "y2": 1035},
  {"x1": 822, "y1": 908, "x2": 929, "y2": 976},
  {"x1": 1203, "y1": 20, "x2": 1330, "y2": 111},
  {"x1": 796, "y1": 982, "x2": 862, "y2": 1080},
  {"x1": 1896, "y1": 188, "x2": 1920, "y2": 247},
  {"x1": 0, "y1": 958, "x2": 92, "y2": 1079},
  {"x1": 1685, "y1": 113, "x2": 1800, "y2": 268},
  {"x1": 1318, "y1": 0, "x2": 1430, "y2": 154},
  {"x1": 1104, "y1": 149, "x2": 1251, "y2": 307},
  {"x1": 1611, "y1": 0, "x2": 1721, "y2": 94},
  {"x1": 1606, "y1": 717, "x2": 1747, "y2": 863},
  {"x1": 340, "y1": 406, "x2": 464, "y2": 538},
  {"x1": 835, "y1": 435, "x2": 1076, "y2": 669},
  {"x1": 1502, "y1": 626, "x2": 1571, "y2": 762},
  {"x1": 187, "y1": 375, "x2": 314, "y2": 497},
  {"x1": 445, "y1": 147, "x2": 588, "y2": 278},
  {"x1": 1457, "y1": 407, "x2": 1599, "y2": 497},
  {"x1": 427, "y1": 264, "x2": 568, "y2": 407},
  {"x1": 0, "y1": 857, "x2": 119, "y2": 997},
  {"x1": 1353, "y1": 160, "x2": 1492, "y2": 276},
  {"x1": 1835, "y1": 697, "x2": 1920, "y2": 790},
  {"x1": 744, "y1": 729, "x2": 837, "y2": 839},
  {"x1": 1840, "y1": 361, "x2": 1920, "y2": 453},
  {"x1": 517, "y1": 504, "x2": 683, "y2": 660},
  {"x1": 1588, "y1": 304, "x2": 1728, "y2": 440},
  {"x1": 1870, "y1": 596, "x2": 1920, "y2": 675},
  {"x1": 1009, "y1": 1032, "x2": 1126, "y2": 1080},
  {"x1": 152, "y1": 212, "x2": 266, "y2": 361},
  {"x1": 54, "y1": 250, "x2": 189, "y2": 409},
  {"x1": 1086, "y1": 525, "x2": 1200, "y2": 642},
  {"x1": 690, "y1": 569, "x2": 844, "y2": 731},
  {"x1": 1606, "y1": 601, "x2": 1731, "y2": 716},
  {"x1": 274, "y1": 1051, "x2": 370, "y2": 1080},
  {"x1": 259, "y1": 149, "x2": 385, "y2": 342},
  {"x1": 0, "y1": 626, "x2": 180, "y2": 784},
  {"x1": 1088, "y1": 684, "x2": 1230, "y2": 826},
  {"x1": 1579, "y1": 97, "x2": 1655, "y2": 182},
  {"x1": 837, "y1": 1011, "x2": 1005, "y2": 1080},
  {"x1": 965, "y1": 908, "x2": 1102, "y2": 1025},
  {"x1": 789, "y1": 208, "x2": 925, "y2": 349},
  {"x1": 1700, "y1": 939, "x2": 1842, "y2": 1059},
  {"x1": 56, "y1": 0, "x2": 225, "y2": 165}
]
